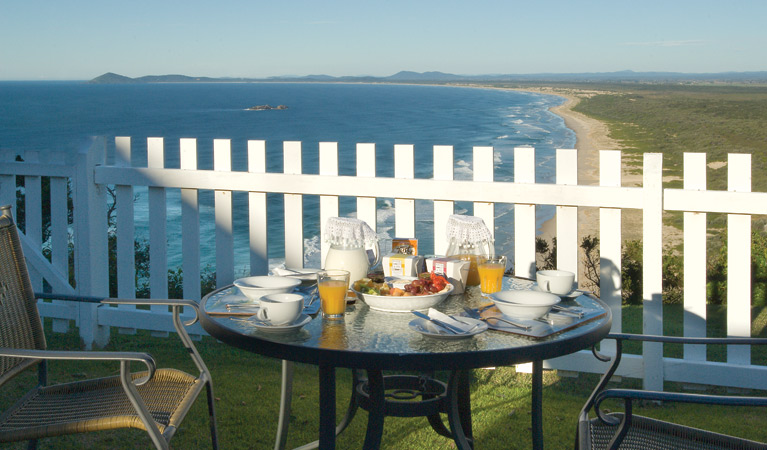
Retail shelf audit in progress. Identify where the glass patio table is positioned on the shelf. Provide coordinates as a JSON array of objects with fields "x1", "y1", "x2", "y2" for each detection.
[{"x1": 199, "y1": 277, "x2": 612, "y2": 450}]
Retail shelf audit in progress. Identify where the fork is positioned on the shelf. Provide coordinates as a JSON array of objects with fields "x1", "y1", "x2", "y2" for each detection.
[{"x1": 462, "y1": 306, "x2": 531, "y2": 331}]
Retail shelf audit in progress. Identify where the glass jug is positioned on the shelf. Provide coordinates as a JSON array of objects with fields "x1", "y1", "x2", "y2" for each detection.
[
  {"x1": 323, "y1": 217, "x2": 380, "y2": 284},
  {"x1": 444, "y1": 215, "x2": 494, "y2": 287}
]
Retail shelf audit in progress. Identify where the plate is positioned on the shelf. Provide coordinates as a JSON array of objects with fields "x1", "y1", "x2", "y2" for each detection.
[
  {"x1": 532, "y1": 285, "x2": 582, "y2": 299},
  {"x1": 408, "y1": 317, "x2": 487, "y2": 339},
  {"x1": 245, "y1": 314, "x2": 312, "y2": 333},
  {"x1": 353, "y1": 279, "x2": 454, "y2": 312},
  {"x1": 272, "y1": 267, "x2": 321, "y2": 286},
  {"x1": 214, "y1": 291, "x2": 320, "y2": 315}
]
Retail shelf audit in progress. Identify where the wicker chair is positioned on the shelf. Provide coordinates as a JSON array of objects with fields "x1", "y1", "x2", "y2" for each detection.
[
  {"x1": 577, "y1": 333, "x2": 767, "y2": 450},
  {"x1": 0, "y1": 206, "x2": 218, "y2": 450}
]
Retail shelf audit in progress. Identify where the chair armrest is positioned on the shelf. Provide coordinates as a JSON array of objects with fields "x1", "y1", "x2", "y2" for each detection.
[
  {"x1": 35, "y1": 293, "x2": 202, "y2": 326},
  {"x1": 0, "y1": 348, "x2": 156, "y2": 385},
  {"x1": 102, "y1": 298, "x2": 201, "y2": 326},
  {"x1": 609, "y1": 332, "x2": 767, "y2": 346},
  {"x1": 596, "y1": 387, "x2": 767, "y2": 411},
  {"x1": 34, "y1": 292, "x2": 104, "y2": 303},
  {"x1": 34, "y1": 294, "x2": 211, "y2": 378}
]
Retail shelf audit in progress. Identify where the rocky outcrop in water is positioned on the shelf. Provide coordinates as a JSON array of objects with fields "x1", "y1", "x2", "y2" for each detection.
[{"x1": 246, "y1": 105, "x2": 288, "y2": 111}]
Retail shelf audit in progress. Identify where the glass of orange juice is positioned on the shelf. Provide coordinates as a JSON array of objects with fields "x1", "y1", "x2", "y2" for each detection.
[
  {"x1": 318, "y1": 269, "x2": 350, "y2": 319},
  {"x1": 478, "y1": 255, "x2": 507, "y2": 295}
]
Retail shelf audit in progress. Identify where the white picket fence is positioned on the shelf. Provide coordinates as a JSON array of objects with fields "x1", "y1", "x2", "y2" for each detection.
[{"x1": 2, "y1": 136, "x2": 767, "y2": 392}]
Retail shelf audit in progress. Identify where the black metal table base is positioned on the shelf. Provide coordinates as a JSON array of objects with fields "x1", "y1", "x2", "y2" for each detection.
[{"x1": 317, "y1": 367, "x2": 474, "y2": 449}]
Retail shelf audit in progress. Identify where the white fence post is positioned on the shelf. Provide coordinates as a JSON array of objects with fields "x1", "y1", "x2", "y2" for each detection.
[
  {"x1": 115, "y1": 137, "x2": 138, "y2": 335},
  {"x1": 73, "y1": 137, "x2": 109, "y2": 349},
  {"x1": 683, "y1": 153, "x2": 707, "y2": 360},
  {"x1": 147, "y1": 138, "x2": 169, "y2": 339},
  {"x1": 248, "y1": 140, "x2": 268, "y2": 275},
  {"x1": 50, "y1": 150, "x2": 73, "y2": 334},
  {"x1": 283, "y1": 141, "x2": 304, "y2": 269},
  {"x1": 319, "y1": 142, "x2": 340, "y2": 268},
  {"x1": 433, "y1": 145, "x2": 454, "y2": 255},
  {"x1": 514, "y1": 147, "x2": 536, "y2": 278},
  {"x1": 180, "y1": 138, "x2": 202, "y2": 299},
  {"x1": 24, "y1": 151, "x2": 43, "y2": 289},
  {"x1": 727, "y1": 153, "x2": 752, "y2": 364},
  {"x1": 556, "y1": 149, "x2": 579, "y2": 276},
  {"x1": 473, "y1": 146, "x2": 495, "y2": 255},
  {"x1": 642, "y1": 153, "x2": 664, "y2": 391},
  {"x1": 600, "y1": 150, "x2": 622, "y2": 355},
  {"x1": 355, "y1": 143, "x2": 377, "y2": 238},
  {"x1": 394, "y1": 144, "x2": 416, "y2": 239},
  {"x1": 214, "y1": 139, "x2": 235, "y2": 286}
]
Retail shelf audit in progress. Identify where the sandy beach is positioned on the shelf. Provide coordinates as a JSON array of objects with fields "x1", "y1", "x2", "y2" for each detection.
[{"x1": 514, "y1": 88, "x2": 632, "y2": 243}]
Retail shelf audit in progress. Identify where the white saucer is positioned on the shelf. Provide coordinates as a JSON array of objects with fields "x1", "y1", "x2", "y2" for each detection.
[
  {"x1": 408, "y1": 317, "x2": 487, "y2": 340},
  {"x1": 533, "y1": 285, "x2": 581, "y2": 299},
  {"x1": 246, "y1": 314, "x2": 312, "y2": 333}
]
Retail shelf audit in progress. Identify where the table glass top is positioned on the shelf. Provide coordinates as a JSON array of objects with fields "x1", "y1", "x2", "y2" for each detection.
[{"x1": 203, "y1": 277, "x2": 610, "y2": 356}]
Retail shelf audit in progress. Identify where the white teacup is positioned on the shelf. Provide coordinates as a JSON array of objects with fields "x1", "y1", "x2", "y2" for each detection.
[
  {"x1": 536, "y1": 270, "x2": 575, "y2": 295},
  {"x1": 256, "y1": 293, "x2": 304, "y2": 325}
]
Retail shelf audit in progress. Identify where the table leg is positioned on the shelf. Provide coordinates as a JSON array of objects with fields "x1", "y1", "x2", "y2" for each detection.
[
  {"x1": 532, "y1": 360, "x2": 543, "y2": 450},
  {"x1": 362, "y1": 370, "x2": 385, "y2": 450},
  {"x1": 446, "y1": 370, "x2": 473, "y2": 449},
  {"x1": 275, "y1": 360, "x2": 294, "y2": 450},
  {"x1": 319, "y1": 364, "x2": 336, "y2": 450}
]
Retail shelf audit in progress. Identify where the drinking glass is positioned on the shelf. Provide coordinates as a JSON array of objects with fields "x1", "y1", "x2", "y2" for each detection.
[
  {"x1": 478, "y1": 255, "x2": 507, "y2": 295},
  {"x1": 318, "y1": 269, "x2": 350, "y2": 319}
]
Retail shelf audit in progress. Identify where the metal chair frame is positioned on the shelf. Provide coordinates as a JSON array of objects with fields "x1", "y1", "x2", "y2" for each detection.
[
  {"x1": 0, "y1": 206, "x2": 218, "y2": 450},
  {"x1": 577, "y1": 333, "x2": 767, "y2": 450}
]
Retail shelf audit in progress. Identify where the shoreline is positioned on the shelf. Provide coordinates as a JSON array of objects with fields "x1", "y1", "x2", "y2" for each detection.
[{"x1": 512, "y1": 87, "x2": 627, "y2": 244}]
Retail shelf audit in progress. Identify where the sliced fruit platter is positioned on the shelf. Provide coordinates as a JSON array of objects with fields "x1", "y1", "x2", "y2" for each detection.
[{"x1": 352, "y1": 272, "x2": 454, "y2": 312}]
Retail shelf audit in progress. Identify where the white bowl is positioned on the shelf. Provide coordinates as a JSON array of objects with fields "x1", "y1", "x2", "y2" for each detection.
[
  {"x1": 233, "y1": 276, "x2": 301, "y2": 302},
  {"x1": 353, "y1": 279, "x2": 454, "y2": 313},
  {"x1": 491, "y1": 290, "x2": 561, "y2": 319}
]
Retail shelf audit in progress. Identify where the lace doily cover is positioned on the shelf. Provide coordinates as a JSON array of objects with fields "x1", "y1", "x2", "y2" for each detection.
[
  {"x1": 324, "y1": 217, "x2": 378, "y2": 247},
  {"x1": 445, "y1": 214, "x2": 493, "y2": 245}
]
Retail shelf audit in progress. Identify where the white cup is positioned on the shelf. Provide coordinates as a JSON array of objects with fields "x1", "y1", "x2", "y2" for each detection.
[
  {"x1": 257, "y1": 293, "x2": 304, "y2": 325},
  {"x1": 536, "y1": 270, "x2": 575, "y2": 295}
]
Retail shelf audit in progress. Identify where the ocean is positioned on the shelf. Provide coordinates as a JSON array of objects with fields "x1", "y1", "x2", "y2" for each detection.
[{"x1": 0, "y1": 81, "x2": 573, "y2": 271}]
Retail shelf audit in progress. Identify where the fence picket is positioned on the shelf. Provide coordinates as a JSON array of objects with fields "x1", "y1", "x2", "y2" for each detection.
[
  {"x1": 433, "y1": 145, "x2": 454, "y2": 255},
  {"x1": 394, "y1": 144, "x2": 415, "y2": 239},
  {"x1": 180, "y1": 138, "x2": 202, "y2": 299},
  {"x1": 248, "y1": 140, "x2": 268, "y2": 275},
  {"x1": 727, "y1": 153, "x2": 752, "y2": 364},
  {"x1": 683, "y1": 153, "x2": 707, "y2": 361},
  {"x1": 555, "y1": 149, "x2": 579, "y2": 277}
]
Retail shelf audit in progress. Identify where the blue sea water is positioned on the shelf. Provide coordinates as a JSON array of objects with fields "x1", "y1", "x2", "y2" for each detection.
[{"x1": 0, "y1": 81, "x2": 573, "y2": 270}]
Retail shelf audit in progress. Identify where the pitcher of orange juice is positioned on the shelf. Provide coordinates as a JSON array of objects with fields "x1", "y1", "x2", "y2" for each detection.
[{"x1": 445, "y1": 215, "x2": 494, "y2": 287}]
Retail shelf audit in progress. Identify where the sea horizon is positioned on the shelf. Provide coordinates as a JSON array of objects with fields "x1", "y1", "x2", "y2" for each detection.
[{"x1": 0, "y1": 81, "x2": 573, "y2": 271}]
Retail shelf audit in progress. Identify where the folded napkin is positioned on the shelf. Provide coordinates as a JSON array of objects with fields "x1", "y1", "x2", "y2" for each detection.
[{"x1": 427, "y1": 308, "x2": 475, "y2": 333}]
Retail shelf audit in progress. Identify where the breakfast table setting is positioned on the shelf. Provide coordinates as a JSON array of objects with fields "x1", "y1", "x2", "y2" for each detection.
[
  {"x1": 199, "y1": 269, "x2": 610, "y2": 450},
  {"x1": 198, "y1": 215, "x2": 612, "y2": 450}
]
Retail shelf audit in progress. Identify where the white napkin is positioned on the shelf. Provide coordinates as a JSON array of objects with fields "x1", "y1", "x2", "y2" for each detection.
[{"x1": 427, "y1": 308, "x2": 475, "y2": 333}]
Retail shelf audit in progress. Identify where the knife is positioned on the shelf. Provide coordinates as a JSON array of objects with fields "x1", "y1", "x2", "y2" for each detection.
[{"x1": 411, "y1": 310, "x2": 463, "y2": 334}]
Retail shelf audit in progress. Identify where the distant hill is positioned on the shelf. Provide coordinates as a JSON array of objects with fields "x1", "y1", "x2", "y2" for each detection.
[{"x1": 88, "y1": 70, "x2": 767, "y2": 85}]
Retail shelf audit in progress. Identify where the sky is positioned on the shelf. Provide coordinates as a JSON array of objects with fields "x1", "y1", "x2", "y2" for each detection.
[{"x1": 1, "y1": 0, "x2": 765, "y2": 80}]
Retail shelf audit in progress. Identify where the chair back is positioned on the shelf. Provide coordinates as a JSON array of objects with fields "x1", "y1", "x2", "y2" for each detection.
[{"x1": 0, "y1": 205, "x2": 47, "y2": 385}]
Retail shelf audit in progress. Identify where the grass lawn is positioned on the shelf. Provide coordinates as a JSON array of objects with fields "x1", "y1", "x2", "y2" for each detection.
[{"x1": 2, "y1": 305, "x2": 767, "y2": 449}]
